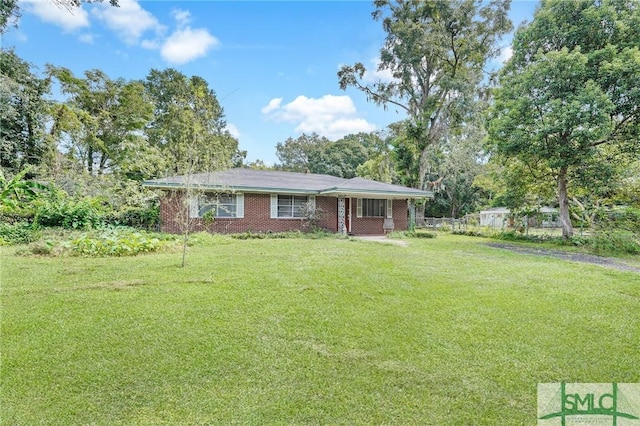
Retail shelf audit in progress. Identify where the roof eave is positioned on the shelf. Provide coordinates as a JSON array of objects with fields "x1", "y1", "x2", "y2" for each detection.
[
  {"x1": 142, "y1": 181, "x2": 319, "y2": 195},
  {"x1": 319, "y1": 188, "x2": 433, "y2": 199},
  {"x1": 143, "y1": 181, "x2": 433, "y2": 198}
]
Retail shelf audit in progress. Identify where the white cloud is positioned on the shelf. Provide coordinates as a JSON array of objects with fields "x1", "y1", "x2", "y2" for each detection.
[
  {"x1": 160, "y1": 27, "x2": 219, "y2": 65},
  {"x1": 226, "y1": 123, "x2": 241, "y2": 139},
  {"x1": 262, "y1": 95, "x2": 376, "y2": 140},
  {"x1": 22, "y1": 0, "x2": 89, "y2": 32},
  {"x1": 24, "y1": 0, "x2": 217, "y2": 65},
  {"x1": 261, "y1": 98, "x2": 282, "y2": 114},
  {"x1": 172, "y1": 9, "x2": 191, "y2": 28},
  {"x1": 78, "y1": 33, "x2": 94, "y2": 44},
  {"x1": 92, "y1": 0, "x2": 164, "y2": 45},
  {"x1": 498, "y1": 46, "x2": 513, "y2": 64},
  {"x1": 362, "y1": 57, "x2": 396, "y2": 83},
  {"x1": 140, "y1": 39, "x2": 159, "y2": 50}
]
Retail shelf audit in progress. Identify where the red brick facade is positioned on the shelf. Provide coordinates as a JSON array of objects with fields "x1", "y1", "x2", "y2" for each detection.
[
  {"x1": 349, "y1": 199, "x2": 409, "y2": 235},
  {"x1": 159, "y1": 191, "x2": 409, "y2": 235}
]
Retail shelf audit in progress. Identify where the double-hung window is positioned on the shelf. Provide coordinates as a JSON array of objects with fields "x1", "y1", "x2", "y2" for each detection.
[
  {"x1": 190, "y1": 193, "x2": 244, "y2": 218},
  {"x1": 356, "y1": 198, "x2": 393, "y2": 218},
  {"x1": 271, "y1": 194, "x2": 315, "y2": 218}
]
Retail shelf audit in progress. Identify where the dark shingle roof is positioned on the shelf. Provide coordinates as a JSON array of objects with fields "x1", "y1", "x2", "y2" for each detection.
[{"x1": 144, "y1": 168, "x2": 432, "y2": 199}]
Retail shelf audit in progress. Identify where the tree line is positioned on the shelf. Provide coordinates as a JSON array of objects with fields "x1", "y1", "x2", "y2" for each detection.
[
  {"x1": 1, "y1": 0, "x2": 639, "y2": 243},
  {"x1": 1, "y1": 56, "x2": 244, "y2": 180}
]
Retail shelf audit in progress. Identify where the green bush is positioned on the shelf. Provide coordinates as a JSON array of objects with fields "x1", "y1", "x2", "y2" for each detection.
[
  {"x1": 71, "y1": 228, "x2": 166, "y2": 257},
  {"x1": 397, "y1": 230, "x2": 437, "y2": 239},
  {"x1": 494, "y1": 231, "x2": 561, "y2": 244},
  {"x1": 0, "y1": 222, "x2": 41, "y2": 245},
  {"x1": 588, "y1": 230, "x2": 640, "y2": 255},
  {"x1": 34, "y1": 196, "x2": 104, "y2": 230},
  {"x1": 452, "y1": 230, "x2": 487, "y2": 237},
  {"x1": 231, "y1": 230, "x2": 301, "y2": 240},
  {"x1": 229, "y1": 230, "x2": 333, "y2": 240},
  {"x1": 105, "y1": 205, "x2": 159, "y2": 230},
  {"x1": 599, "y1": 207, "x2": 640, "y2": 233}
]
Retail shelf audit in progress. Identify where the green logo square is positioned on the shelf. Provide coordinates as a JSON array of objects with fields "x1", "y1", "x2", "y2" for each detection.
[{"x1": 538, "y1": 383, "x2": 640, "y2": 425}]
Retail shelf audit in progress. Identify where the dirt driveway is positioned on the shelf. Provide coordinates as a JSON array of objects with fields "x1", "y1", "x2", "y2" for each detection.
[{"x1": 486, "y1": 243, "x2": 640, "y2": 274}]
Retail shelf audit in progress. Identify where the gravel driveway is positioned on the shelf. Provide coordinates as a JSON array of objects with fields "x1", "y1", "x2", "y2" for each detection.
[{"x1": 486, "y1": 243, "x2": 640, "y2": 273}]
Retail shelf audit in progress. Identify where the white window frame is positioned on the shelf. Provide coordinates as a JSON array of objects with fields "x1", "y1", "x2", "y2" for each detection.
[
  {"x1": 270, "y1": 194, "x2": 316, "y2": 219},
  {"x1": 356, "y1": 198, "x2": 393, "y2": 218},
  {"x1": 189, "y1": 193, "x2": 244, "y2": 219}
]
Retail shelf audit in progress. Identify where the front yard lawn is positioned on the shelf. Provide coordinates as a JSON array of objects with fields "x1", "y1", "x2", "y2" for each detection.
[{"x1": 1, "y1": 234, "x2": 638, "y2": 424}]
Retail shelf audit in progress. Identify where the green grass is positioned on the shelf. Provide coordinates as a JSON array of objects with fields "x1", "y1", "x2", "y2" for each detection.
[{"x1": 1, "y1": 234, "x2": 638, "y2": 425}]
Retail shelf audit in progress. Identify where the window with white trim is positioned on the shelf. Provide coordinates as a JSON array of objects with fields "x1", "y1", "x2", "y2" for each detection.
[
  {"x1": 363, "y1": 199, "x2": 385, "y2": 217},
  {"x1": 271, "y1": 194, "x2": 315, "y2": 218},
  {"x1": 357, "y1": 198, "x2": 393, "y2": 218},
  {"x1": 190, "y1": 193, "x2": 244, "y2": 218}
]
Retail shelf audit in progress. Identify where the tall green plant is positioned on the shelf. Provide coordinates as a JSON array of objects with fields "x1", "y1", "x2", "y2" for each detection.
[{"x1": 0, "y1": 167, "x2": 48, "y2": 209}]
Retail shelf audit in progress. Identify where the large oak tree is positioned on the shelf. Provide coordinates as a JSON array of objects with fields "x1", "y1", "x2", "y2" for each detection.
[{"x1": 338, "y1": 0, "x2": 512, "y2": 194}]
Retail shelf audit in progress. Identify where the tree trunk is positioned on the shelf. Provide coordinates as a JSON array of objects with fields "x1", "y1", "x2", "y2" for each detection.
[
  {"x1": 557, "y1": 166, "x2": 573, "y2": 240},
  {"x1": 417, "y1": 146, "x2": 431, "y2": 222},
  {"x1": 99, "y1": 153, "x2": 108, "y2": 175},
  {"x1": 181, "y1": 229, "x2": 188, "y2": 268},
  {"x1": 87, "y1": 145, "x2": 94, "y2": 174}
]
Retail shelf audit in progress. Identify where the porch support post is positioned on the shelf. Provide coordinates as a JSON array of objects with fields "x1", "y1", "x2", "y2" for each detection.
[
  {"x1": 408, "y1": 199, "x2": 416, "y2": 232},
  {"x1": 337, "y1": 196, "x2": 346, "y2": 234}
]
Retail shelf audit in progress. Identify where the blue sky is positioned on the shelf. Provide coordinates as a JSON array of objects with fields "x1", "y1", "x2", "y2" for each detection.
[{"x1": 4, "y1": 0, "x2": 539, "y2": 165}]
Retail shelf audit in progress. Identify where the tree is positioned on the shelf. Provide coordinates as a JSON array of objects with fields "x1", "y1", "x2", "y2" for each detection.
[
  {"x1": 144, "y1": 69, "x2": 240, "y2": 266},
  {"x1": 245, "y1": 159, "x2": 272, "y2": 170},
  {"x1": 275, "y1": 132, "x2": 385, "y2": 178},
  {"x1": 144, "y1": 68, "x2": 241, "y2": 175},
  {"x1": 338, "y1": 0, "x2": 512, "y2": 192},
  {"x1": 275, "y1": 133, "x2": 330, "y2": 173},
  {"x1": 0, "y1": 49, "x2": 51, "y2": 174},
  {"x1": 0, "y1": 0, "x2": 19, "y2": 34},
  {"x1": 488, "y1": 0, "x2": 640, "y2": 239},
  {"x1": 49, "y1": 67, "x2": 156, "y2": 177},
  {"x1": 425, "y1": 125, "x2": 486, "y2": 218},
  {"x1": 317, "y1": 133, "x2": 382, "y2": 178},
  {"x1": 356, "y1": 131, "x2": 397, "y2": 183}
]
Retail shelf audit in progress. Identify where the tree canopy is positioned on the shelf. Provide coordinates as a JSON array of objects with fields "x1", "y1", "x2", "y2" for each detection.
[
  {"x1": 488, "y1": 0, "x2": 640, "y2": 238},
  {"x1": 338, "y1": 0, "x2": 512, "y2": 191},
  {"x1": 275, "y1": 132, "x2": 384, "y2": 179},
  {"x1": 0, "y1": 49, "x2": 51, "y2": 174},
  {"x1": 49, "y1": 67, "x2": 155, "y2": 177},
  {"x1": 144, "y1": 68, "x2": 243, "y2": 175}
]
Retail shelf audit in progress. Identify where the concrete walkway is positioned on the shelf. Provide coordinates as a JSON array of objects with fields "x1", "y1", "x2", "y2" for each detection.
[{"x1": 354, "y1": 236, "x2": 409, "y2": 247}]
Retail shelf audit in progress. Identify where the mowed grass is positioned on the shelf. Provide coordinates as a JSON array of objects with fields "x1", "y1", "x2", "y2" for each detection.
[{"x1": 1, "y1": 234, "x2": 638, "y2": 425}]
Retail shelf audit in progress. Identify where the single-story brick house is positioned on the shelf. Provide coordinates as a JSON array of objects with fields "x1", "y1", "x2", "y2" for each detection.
[{"x1": 143, "y1": 168, "x2": 433, "y2": 235}]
